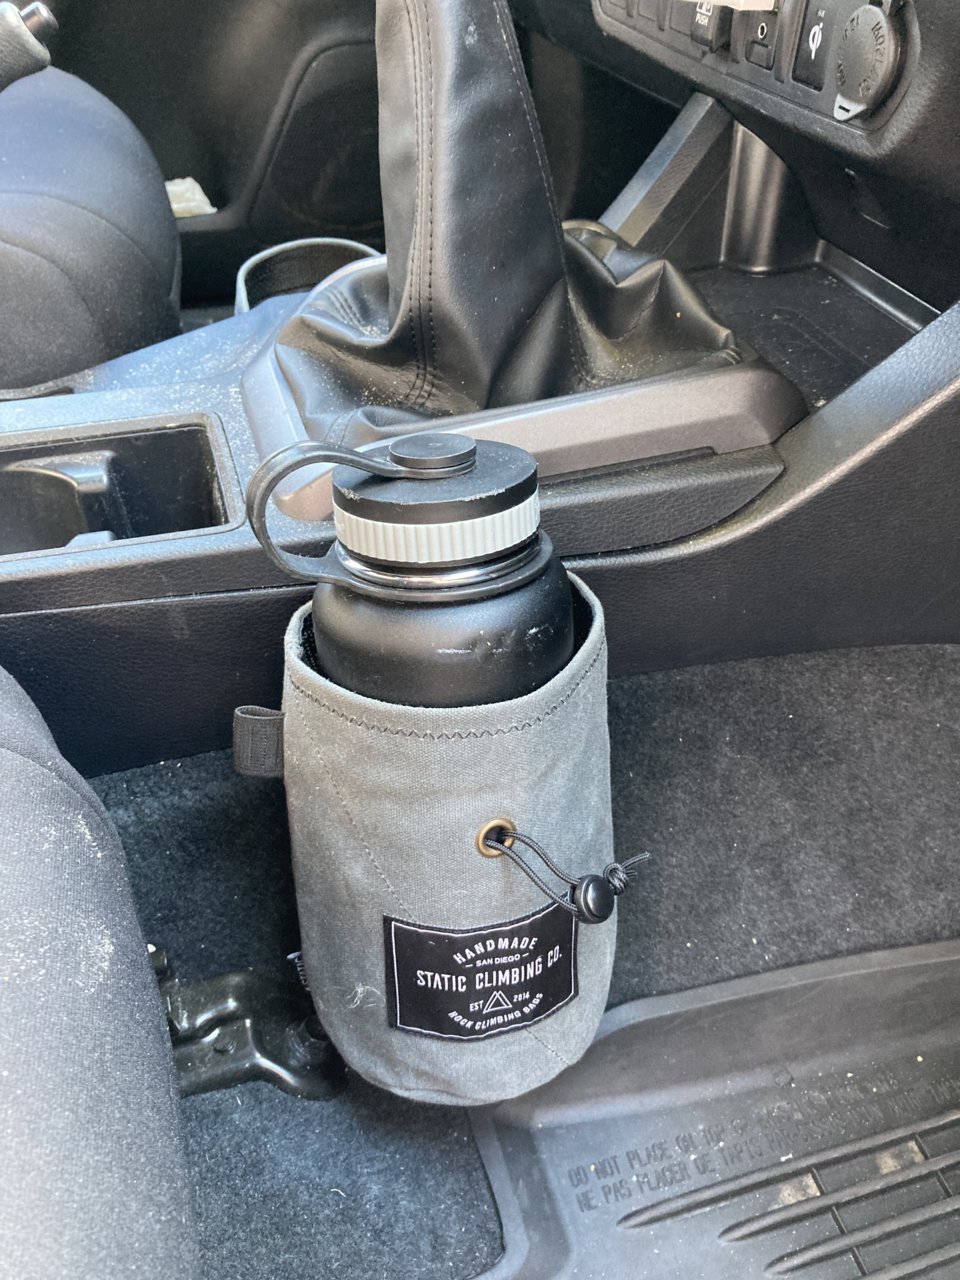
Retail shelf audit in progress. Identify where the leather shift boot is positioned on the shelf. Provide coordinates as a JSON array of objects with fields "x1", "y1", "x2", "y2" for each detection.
[{"x1": 276, "y1": 0, "x2": 738, "y2": 444}]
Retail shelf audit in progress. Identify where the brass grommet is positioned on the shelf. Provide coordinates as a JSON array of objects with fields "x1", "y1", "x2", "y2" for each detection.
[{"x1": 476, "y1": 817, "x2": 516, "y2": 857}]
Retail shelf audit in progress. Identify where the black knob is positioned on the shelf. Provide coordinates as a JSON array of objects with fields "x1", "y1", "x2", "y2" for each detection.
[
  {"x1": 572, "y1": 874, "x2": 616, "y2": 924},
  {"x1": 835, "y1": 5, "x2": 901, "y2": 122}
]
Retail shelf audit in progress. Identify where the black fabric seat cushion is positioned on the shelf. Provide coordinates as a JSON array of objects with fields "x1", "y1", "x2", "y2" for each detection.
[
  {"x1": 0, "y1": 67, "x2": 180, "y2": 388},
  {"x1": 0, "y1": 665, "x2": 199, "y2": 1278}
]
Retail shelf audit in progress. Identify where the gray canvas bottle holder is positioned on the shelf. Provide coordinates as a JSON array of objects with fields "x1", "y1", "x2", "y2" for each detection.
[{"x1": 280, "y1": 575, "x2": 615, "y2": 1106}]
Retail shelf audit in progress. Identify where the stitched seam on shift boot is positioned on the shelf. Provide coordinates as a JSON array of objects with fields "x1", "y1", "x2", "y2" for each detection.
[
  {"x1": 330, "y1": 408, "x2": 356, "y2": 447},
  {"x1": 509, "y1": 279, "x2": 574, "y2": 360},
  {"x1": 288, "y1": 636, "x2": 604, "y2": 739},
  {"x1": 324, "y1": 286, "x2": 360, "y2": 329},
  {"x1": 333, "y1": 285, "x2": 377, "y2": 337},
  {"x1": 290, "y1": 690, "x2": 413, "y2": 915},
  {"x1": 400, "y1": 0, "x2": 429, "y2": 410},
  {"x1": 312, "y1": 282, "x2": 421, "y2": 404},
  {"x1": 490, "y1": 0, "x2": 592, "y2": 390},
  {"x1": 412, "y1": 0, "x2": 438, "y2": 410}
]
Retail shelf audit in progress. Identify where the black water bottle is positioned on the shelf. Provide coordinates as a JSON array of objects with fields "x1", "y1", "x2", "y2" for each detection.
[{"x1": 247, "y1": 433, "x2": 575, "y2": 707}]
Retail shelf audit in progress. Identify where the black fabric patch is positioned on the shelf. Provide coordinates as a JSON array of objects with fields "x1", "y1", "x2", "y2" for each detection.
[{"x1": 384, "y1": 903, "x2": 578, "y2": 1041}]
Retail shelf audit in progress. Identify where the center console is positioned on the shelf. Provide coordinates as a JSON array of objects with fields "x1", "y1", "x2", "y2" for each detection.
[{"x1": 0, "y1": 2, "x2": 958, "y2": 780}]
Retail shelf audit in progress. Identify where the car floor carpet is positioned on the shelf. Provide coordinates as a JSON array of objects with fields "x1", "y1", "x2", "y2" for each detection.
[
  {"x1": 91, "y1": 642, "x2": 960, "y2": 1280},
  {"x1": 606, "y1": 642, "x2": 960, "y2": 1008},
  {"x1": 92, "y1": 754, "x2": 300, "y2": 981},
  {"x1": 181, "y1": 1079, "x2": 503, "y2": 1280},
  {"x1": 91, "y1": 756, "x2": 505, "y2": 1280}
]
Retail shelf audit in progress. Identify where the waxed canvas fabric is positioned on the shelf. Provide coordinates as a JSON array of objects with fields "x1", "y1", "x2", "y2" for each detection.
[{"x1": 282, "y1": 576, "x2": 615, "y2": 1105}]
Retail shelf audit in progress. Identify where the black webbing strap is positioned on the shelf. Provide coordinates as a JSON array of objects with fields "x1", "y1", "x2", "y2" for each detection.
[{"x1": 233, "y1": 706, "x2": 285, "y2": 779}]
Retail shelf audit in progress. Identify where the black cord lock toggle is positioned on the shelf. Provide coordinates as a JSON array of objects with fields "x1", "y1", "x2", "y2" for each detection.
[
  {"x1": 571, "y1": 874, "x2": 617, "y2": 924},
  {"x1": 478, "y1": 822, "x2": 650, "y2": 925}
]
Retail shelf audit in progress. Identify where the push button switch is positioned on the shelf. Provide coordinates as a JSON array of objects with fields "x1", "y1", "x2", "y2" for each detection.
[
  {"x1": 691, "y1": 1, "x2": 732, "y2": 52},
  {"x1": 794, "y1": 0, "x2": 833, "y2": 90},
  {"x1": 745, "y1": 40, "x2": 775, "y2": 68}
]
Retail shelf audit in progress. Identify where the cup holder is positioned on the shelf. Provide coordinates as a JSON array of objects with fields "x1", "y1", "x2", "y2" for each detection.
[
  {"x1": 0, "y1": 422, "x2": 229, "y2": 557},
  {"x1": 234, "y1": 237, "x2": 379, "y2": 313}
]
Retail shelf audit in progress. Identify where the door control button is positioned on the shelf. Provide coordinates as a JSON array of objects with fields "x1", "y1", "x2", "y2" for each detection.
[
  {"x1": 794, "y1": 0, "x2": 833, "y2": 90},
  {"x1": 691, "y1": 1, "x2": 733, "y2": 51},
  {"x1": 745, "y1": 39, "x2": 776, "y2": 67}
]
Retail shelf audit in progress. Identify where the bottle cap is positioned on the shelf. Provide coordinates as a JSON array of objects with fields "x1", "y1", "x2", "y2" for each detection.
[{"x1": 332, "y1": 434, "x2": 540, "y2": 567}]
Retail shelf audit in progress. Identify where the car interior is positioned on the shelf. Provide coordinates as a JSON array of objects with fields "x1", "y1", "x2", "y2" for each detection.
[{"x1": 2, "y1": 0, "x2": 960, "y2": 1276}]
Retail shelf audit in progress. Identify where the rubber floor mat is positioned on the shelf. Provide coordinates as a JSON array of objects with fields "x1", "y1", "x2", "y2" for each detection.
[{"x1": 471, "y1": 941, "x2": 960, "y2": 1279}]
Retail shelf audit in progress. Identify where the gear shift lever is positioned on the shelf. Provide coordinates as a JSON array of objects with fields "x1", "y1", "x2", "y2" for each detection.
[{"x1": 275, "y1": 0, "x2": 738, "y2": 445}]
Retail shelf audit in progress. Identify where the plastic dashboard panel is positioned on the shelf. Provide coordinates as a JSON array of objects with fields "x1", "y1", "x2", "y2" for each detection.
[
  {"x1": 595, "y1": 0, "x2": 916, "y2": 123},
  {"x1": 601, "y1": 0, "x2": 916, "y2": 120},
  {"x1": 584, "y1": 0, "x2": 960, "y2": 305},
  {"x1": 589, "y1": 0, "x2": 960, "y2": 186}
]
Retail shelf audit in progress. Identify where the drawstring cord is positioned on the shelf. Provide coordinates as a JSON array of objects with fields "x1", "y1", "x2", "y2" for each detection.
[{"x1": 481, "y1": 826, "x2": 650, "y2": 924}]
